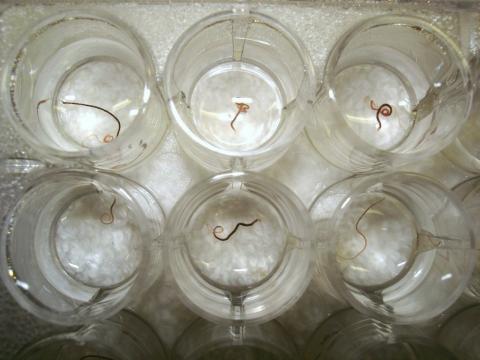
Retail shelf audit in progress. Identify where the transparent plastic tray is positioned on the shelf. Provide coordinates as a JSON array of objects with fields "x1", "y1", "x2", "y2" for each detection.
[{"x1": 0, "y1": 1, "x2": 478, "y2": 358}]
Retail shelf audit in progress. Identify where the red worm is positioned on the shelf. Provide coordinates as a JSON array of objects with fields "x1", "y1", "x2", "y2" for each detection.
[
  {"x1": 370, "y1": 100, "x2": 393, "y2": 131},
  {"x1": 213, "y1": 219, "x2": 259, "y2": 241}
]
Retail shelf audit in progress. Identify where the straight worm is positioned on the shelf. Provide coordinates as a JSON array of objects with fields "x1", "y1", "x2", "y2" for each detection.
[{"x1": 230, "y1": 102, "x2": 250, "y2": 131}]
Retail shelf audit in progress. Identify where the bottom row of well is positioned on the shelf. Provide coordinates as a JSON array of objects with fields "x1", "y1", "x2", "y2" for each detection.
[
  {"x1": 2, "y1": 170, "x2": 478, "y2": 326},
  {"x1": 13, "y1": 305, "x2": 479, "y2": 359}
]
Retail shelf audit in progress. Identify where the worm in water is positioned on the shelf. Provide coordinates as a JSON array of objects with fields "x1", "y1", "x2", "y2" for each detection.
[
  {"x1": 230, "y1": 102, "x2": 250, "y2": 131},
  {"x1": 37, "y1": 99, "x2": 120, "y2": 144},
  {"x1": 213, "y1": 218, "x2": 260, "y2": 241},
  {"x1": 369, "y1": 100, "x2": 393, "y2": 131},
  {"x1": 338, "y1": 198, "x2": 384, "y2": 261},
  {"x1": 100, "y1": 198, "x2": 117, "y2": 225},
  {"x1": 61, "y1": 100, "x2": 122, "y2": 138}
]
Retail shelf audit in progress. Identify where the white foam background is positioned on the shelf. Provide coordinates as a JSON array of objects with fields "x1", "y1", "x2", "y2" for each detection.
[{"x1": 0, "y1": 1, "x2": 478, "y2": 358}]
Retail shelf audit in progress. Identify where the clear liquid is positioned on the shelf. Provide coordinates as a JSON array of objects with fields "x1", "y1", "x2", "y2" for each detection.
[
  {"x1": 32, "y1": 187, "x2": 142, "y2": 304},
  {"x1": 55, "y1": 59, "x2": 143, "y2": 149},
  {"x1": 187, "y1": 189, "x2": 287, "y2": 290},
  {"x1": 335, "y1": 46, "x2": 431, "y2": 152},
  {"x1": 336, "y1": 64, "x2": 415, "y2": 151},
  {"x1": 190, "y1": 61, "x2": 284, "y2": 152},
  {"x1": 33, "y1": 38, "x2": 145, "y2": 152},
  {"x1": 54, "y1": 192, "x2": 142, "y2": 289},
  {"x1": 335, "y1": 193, "x2": 418, "y2": 290}
]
